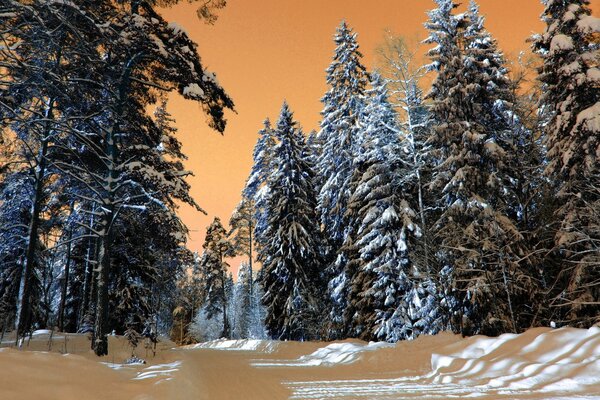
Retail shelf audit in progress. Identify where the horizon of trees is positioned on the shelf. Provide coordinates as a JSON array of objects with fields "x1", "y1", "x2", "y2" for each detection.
[
  {"x1": 1, "y1": 0, "x2": 598, "y2": 354},
  {"x1": 186, "y1": 0, "x2": 598, "y2": 343}
]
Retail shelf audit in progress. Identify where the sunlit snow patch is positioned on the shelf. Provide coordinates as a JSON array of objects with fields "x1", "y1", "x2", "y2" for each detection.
[
  {"x1": 133, "y1": 361, "x2": 182, "y2": 384},
  {"x1": 184, "y1": 339, "x2": 277, "y2": 353},
  {"x1": 430, "y1": 326, "x2": 600, "y2": 394},
  {"x1": 287, "y1": 377, "x2": 490, "y2": 399},
  {"x1": 253, "y1": 341, "x2": 393, "y2": 368}
]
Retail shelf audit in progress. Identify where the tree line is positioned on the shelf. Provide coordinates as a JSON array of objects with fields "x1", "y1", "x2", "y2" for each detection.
[{"x1": 186, "y1": 0, "x2": 598, "y2": 343}]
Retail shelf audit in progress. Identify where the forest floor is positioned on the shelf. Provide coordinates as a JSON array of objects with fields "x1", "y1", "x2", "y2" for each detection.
[{"x1": 0, "y1": 326, "x2": 599, "y2": 399}]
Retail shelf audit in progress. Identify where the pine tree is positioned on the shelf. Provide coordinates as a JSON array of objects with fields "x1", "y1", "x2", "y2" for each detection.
[
  {"x1": 75, "y1": 2, "x2": 232, "y2": 356},
  {"x1": 199, "y1": 217, "x2": 233, "y2": 338},
  {"x1": 260, "y1": 102, "x2": 324, "y2": 340},
  {"x1": 532, "y1": 0, "x2": 600, "y2": 327},
  {"x1": 0, "y1": 0, "x2": 234, "y2": 356},
  {"x1": 0, "y1": 0, "x2": 94, "y2": 339},
  {"x1": 229, "y1": 198, "x2": 255, "y2": 274}
]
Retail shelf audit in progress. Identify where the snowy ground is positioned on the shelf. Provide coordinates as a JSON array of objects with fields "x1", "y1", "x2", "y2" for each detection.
[{"x1": 0, "y1": 327, "x2": 599, "y2": 399}]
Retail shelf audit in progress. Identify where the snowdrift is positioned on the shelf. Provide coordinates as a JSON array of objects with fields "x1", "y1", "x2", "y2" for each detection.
[
  {"x1": 183, "y1": 338, "x2": 278, "y2": 353},
  {"x1": 286, "y1": 326, "x2": 600, "y2": 399},
  {"x1": 430, "y1": 326, "x2": 600, "y2": 393},
  {"x1": 2, "y1": 327, "x2": 600, "y2": 399},
  {"x1": 253, "y1": 341, "x2": 394, "y2": 367}
]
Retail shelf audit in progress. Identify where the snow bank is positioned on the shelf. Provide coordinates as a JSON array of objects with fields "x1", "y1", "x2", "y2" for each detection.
[
  {"x1": 134, "y1": 361, "x2": 182, "y2": 382},
  {"x1": 184, "y1": 339, "x2": 278, "y2": 353},
  {"x1": 102, "y1": 360, "x2": 182, "y2": 384},
  {"x1": 431, "y1": 327, "x2": 600, "y2": 393},
  {"x1": 32, "y1": 329, "x2": 53, "y2": 336},
  {"x1": 286, "y1": 328, "x2": 600, "y2": 399},
  {"x1": 253, "y1": 341, "x2": 393, "y2": 367}
]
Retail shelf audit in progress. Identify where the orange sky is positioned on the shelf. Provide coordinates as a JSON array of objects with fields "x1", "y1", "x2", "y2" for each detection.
[{"x1": 158, "y1": 0, "x2": 596, "y2": 272}]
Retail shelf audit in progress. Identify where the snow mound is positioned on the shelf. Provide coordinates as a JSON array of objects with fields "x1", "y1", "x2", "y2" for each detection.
[
  {"x1": 103, "y1": 360, "x2": 183, "y2": 384},
  {"x1": 32, "y1": 329, "x2": 53, "y2": 336},
  {"x1": 286, "y1": 328, "x2": 600, "y2": 399},
  {"x1": 253, "y1": 341, "x2": 393, "y2": 367},
  {"x1": 184, "y1": 339, "x2": 277, "y2": 353},
  {"x1": 431, "y1": 327, "x2": 600, "y2": 393},
  {"x1": 134, "y1": 361, "x2": 182, "y2": 383}
]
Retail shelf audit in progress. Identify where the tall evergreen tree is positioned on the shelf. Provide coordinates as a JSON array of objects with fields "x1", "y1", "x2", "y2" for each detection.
[
  {"x1": 0, "y1": 0, "x2": 97, "y2": 339},
  {"x1": 229, "y1": 198, "x2": 254, "y2": 274},
  {"x1": 532, "y1": 0, "x2": 600, "y2": 327},
  {"x1": 337, "y1": 75, "x2": 440, "y2": 341},
  {"x1": 244, "y1": 119, "x2": 276, "y2": 259},
  {"x1": 1, "y1": 0, "x2": 234, "y2": 355},
  {"x1": 316, "y1": 22, "x2": 370, "y2": 338},
  {"x1": 260, "y1": 102, "x2": 324, "y2": 340},
  {"x1": 199, "y1": 217, "x2": 233, "y2": 338},
  {"x1": 425, "y1": 0, "x2": 536, "y2": 335},
  {"x1": 317, "y1": 21, "x2": 370, "y2": 251}
]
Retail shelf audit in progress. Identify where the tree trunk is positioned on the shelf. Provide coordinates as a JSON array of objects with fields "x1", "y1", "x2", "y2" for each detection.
[
  {"x1": 92, "y1": 116, "x2": 117, "y2": 356},
  {"x1": 78, "y1": 211, "x2": 96, "y2": 330},
  {"x1": 57, "y1": 227, "x2": 73, "y2": 332},
  {"x1": 92, "y1": 227, "x2": 112, "y2": 356},
  {"x1": 91, "y1": 52, "x2": 140, "y2": 356},
  {"x1": 220, "y1": 250, "x2": 229, "y2": 338},
  {"x1": 15, "y1": 136, "x2": 50, "y2": 337},
  {"x1": 248, "y1": 221, "x2": 253, "y2": 298}
]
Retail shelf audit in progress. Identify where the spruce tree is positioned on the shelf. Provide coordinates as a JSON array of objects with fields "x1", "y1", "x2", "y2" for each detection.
[
  {"x1": 317, "y1": 21, "x2": 370, "y2": 251},
  {"x1": 425, "y1": 0, "x2": 536, "y2": 335},
  {"x1": 338, "y1": 75, "x2": 438, "y2": 341},
  {"x1": 260, "y1": 102, "x2": 324, "y2": 340},
  {"x1": 533, "y1": 0, "x2": 600, "y2": 327},
  {"x1": 317, "y1": 22, "x2": 370, "y2": 338},
  {"x1": 244, "y1": 120, "x2": 276, "y2": 259}
]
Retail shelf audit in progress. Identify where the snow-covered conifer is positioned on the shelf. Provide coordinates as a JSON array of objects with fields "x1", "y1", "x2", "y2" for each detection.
[
  {"x1": 337, "y1": 75, "x2": 434, "y2": 341},
  {"x1": 317, "y1": 21, "x2": 370, "y2": 252},
  {"x1": 260, "y1": 102, "x2": 324, "y2": 340},
  {"x1": 198, "y1": 217, "x2": 233, "y2": 338},
  {"x1": 244, "y1": 120, "x2": 276, "y2": 258},
  {"x1": 316, "y1": 22, "x2": 370, "y2": 338},
  {"x1": 532, "y1": 0, "x2": 600, "y2": 327},
  {"x1": 425, "y1": 0, "x2": 537, "y2": 335}
]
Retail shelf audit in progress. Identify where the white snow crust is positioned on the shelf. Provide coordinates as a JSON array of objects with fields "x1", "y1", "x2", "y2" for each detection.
[
  {"x1": 253, "y1": 341, "x2": 393, "y2": 367},
  {"x1": 286, "y1": 327, "x2": 600, "y2": 399},
  {"x1": 184, "y1": 338, "x2": 277, "y2": 353}
]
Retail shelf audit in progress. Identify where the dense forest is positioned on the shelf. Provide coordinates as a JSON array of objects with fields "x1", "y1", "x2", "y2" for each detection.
[{"x1": 0, "y1": 0, "x2": 598, "y2": 356}]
